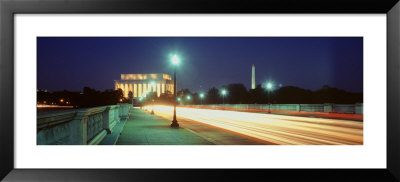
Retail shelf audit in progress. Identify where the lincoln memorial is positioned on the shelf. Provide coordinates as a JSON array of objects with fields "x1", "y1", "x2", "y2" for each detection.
[{"x1": 115, "y1": 73, "x2": 175, "y2": 98}]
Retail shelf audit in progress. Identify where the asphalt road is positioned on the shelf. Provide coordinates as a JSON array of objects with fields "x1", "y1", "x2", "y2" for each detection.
[{"x1": 146, "y1": 105, "x2": 363, "y2": 145}]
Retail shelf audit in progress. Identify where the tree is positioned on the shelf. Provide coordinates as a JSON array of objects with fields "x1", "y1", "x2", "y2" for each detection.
[
  {"x1": 227, "y1": 83, "x2": 248, "y2": 104},
  {"x1": 275, "y1": 86, "x2": 313, "y2": 104},
  {"x1": 248, "y1": 84, "x2": 266, "y2": 104},
  {"x1": 206, "y1": 87, "x2": 220, "y2": 104}
]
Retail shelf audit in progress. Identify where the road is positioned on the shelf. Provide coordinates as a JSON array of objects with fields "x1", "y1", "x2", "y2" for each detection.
[{"x1": 146, "y1": 105, "x2": 363, "y2": 145}]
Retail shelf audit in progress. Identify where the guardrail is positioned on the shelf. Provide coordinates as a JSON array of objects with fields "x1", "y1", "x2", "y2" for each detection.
[
  {"x1": 37, "y1": 103, "x2": 132, "y2": 145},
  {"x1": 183, "y1": 103, "x2": 363, "y2": 115}
]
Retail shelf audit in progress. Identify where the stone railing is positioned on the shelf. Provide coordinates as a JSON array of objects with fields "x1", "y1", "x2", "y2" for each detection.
[
  {"x1": 37, "y1": 103, "x2": 132, "y2": 145},
  {"x1": 184, "y1": 103, "x2": 363, "y2": 115}
]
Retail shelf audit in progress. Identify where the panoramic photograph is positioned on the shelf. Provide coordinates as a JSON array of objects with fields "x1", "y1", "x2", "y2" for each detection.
[{"x1": 37, "y1": 37, "x2": 363, "y2": 145}]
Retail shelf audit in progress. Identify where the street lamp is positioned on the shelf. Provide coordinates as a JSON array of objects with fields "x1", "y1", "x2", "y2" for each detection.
[
  {"x1": 171, "y1": 54, "x2": 180, "y2": 128},
  {"x1": 266, "y1": 81, "x2": 274, "y2": 113},
  {"x1": 221, "y1": 89, "x2": 227, "y2": 105},
  {"x1": 199, "y1": 93, "x2": 205, "y2": 105}
]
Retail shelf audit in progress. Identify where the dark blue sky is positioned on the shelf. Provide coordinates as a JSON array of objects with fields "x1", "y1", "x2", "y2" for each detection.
[{"x1": 37, "y1": 37, "x2": 363, "y2": 93}]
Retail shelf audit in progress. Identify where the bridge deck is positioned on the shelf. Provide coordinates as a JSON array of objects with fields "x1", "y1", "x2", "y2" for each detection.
[
  {"x1": 116, "y1": 108, "x2": 266, "y2": 145},
  {"x1": 116, "y1": 108, "x2": 215, "y2": 145}
]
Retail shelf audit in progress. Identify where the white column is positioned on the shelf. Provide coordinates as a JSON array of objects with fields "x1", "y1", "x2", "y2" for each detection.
[
  {"x1": 134, "y1": 84, "x2": 137, "y2": 98},
  {"x1": 157, "y1": 83, "x2": 161, "y2": 97},
  {"x1": 161, "y1": 83, "x2": 165, "y2": 94},
  {"x1": 143, "y1": 83, "x2": 146, "y2": 97},
  {"x1": 138, "y1": 84, "x2": 142, "y2": 97},
  {"x1": 124, "y1": 84, "x2": 129, "y2": 98}
]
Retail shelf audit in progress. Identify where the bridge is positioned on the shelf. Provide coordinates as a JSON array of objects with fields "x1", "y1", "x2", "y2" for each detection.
[{"x1": 37, "y1": 103, "x2": 363, "y2": 145}]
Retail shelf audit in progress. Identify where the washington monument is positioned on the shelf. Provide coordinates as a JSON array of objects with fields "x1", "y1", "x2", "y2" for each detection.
[{"x1": 251, "y1": 64, "x2": 255, "y2": 89}]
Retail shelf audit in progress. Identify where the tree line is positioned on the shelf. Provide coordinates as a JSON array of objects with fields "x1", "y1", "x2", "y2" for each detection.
[
  {"x1": 173, "y1": 84, "x2": 362, "y2": 105},
  {"x1": 37, "y1": 87, "x2": 124, "y2": 108},
  {"x1": 37, "y1": 84, "x2": 362, "y2": 108}
]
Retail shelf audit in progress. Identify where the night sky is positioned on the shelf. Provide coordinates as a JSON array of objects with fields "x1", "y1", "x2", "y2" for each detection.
[{"x1": 37, "y1": 37, "x2": 363, "y2": 93}]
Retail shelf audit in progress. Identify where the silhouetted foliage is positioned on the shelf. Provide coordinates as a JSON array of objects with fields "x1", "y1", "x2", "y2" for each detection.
[
  {"x1": 226, "y1": 84, "x2": 248, "y2": 104},
  {"x1": 313, "y1": 85, "x2": 363, "y2": 104},
  {"x1": 275, "y1": 86, "x2": 314, "y2": 104},
  {"x1": 37, "y1": 84, "x2": 363, "y2": 109},
  {"x1": 37, "y1": 87, "x2": 124, "y2": 108},
  {"x1": 248, "y1": 84, "x2": 267, "y2": 104},
  {"x1": 206, "y1": 87, "x2": 220, "y2": 104}
]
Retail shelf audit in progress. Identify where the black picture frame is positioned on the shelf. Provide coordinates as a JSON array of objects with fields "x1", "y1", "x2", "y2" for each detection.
[{"x1": 1, "y1": 0, "x2": 399, "y2": 181}]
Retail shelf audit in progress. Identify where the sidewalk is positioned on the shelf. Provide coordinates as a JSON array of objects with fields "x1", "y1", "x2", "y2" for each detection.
[
  {"x1": 116, "y1": 108, "x2": 267, "y2": 145},
  {"x1": 116, "y1": 108, "x2": 215, "y2": 145}
]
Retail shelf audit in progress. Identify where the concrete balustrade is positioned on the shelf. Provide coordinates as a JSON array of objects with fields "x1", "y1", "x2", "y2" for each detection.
[
  {"x1": 355, "y1": 103, "x2": 363, "y2": 115},
  {"x1": 37, "y1": 104, "x2": 132, "y2": 145},
  {"x1": 186, "y1": 103, "x2": 363, "y2": 115},
  {"x1": 118, "y1": 103, "x2": 131, "y2": 121}
]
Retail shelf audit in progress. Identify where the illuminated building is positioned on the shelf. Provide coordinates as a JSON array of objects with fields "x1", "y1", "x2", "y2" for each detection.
[
  {"x1": 251, "y1": 64, "x2": 255, "y2": 89},
  {"x1": 114, "y1": 73, "x2": 175, "y2": 98}
]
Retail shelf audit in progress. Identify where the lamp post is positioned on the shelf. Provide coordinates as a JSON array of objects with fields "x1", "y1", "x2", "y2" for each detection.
[
  {"x1": 171, "y1": 54, "x2": 179, "y2": 128},
  {"x1": 199, "y1": 93, "x2": 205, "y2": 105},
  {"x1": 221, "y1": 89, "x2": 227, "y2": 105}
]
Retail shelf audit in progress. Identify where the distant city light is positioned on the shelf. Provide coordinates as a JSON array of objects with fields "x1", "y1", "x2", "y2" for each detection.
[
  {"x1": 171, "y1": 54, "x2": 179, "y2": 65},
  {"x1": 199, "y1": 93, "x2": 205, "y2": 99},
  {"x1": 186, "y1": 95, "x2": 191, "y2": 100},
  {"x1": 120, "y1": 98, "x2": 123, "y2": 102},
  {"x1": 177, "y1": 97, "x2": 181, "y2": 101},
  {"x1": 60, "y1": 99, "x2": 64, "y2": 103},
  {"x1": 139, "y1": 97, "x2": 143, "y2": 101}
]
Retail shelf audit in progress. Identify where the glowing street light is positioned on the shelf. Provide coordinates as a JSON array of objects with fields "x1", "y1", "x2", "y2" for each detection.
[
  {"x1": 172, "y1": 54, "x2": 179, "y2": 65},
  {"x1": 220, "y1": 89, "x2": 228, "y2": 105},
  {"x1": 265, "y1": 81, "x2": 274, "y2": 113},
  {"x1": 186, "y1": 95, "x2": 191, "y2": 100},
  {"x1": 199, "y1": 93, "x2": 205, "y2": 105},
  {"x1": 266, "y1": 82, "x2": 273, "y2": 90},
  {"x1": 171, "y1": 54, "x2": 180, "y2": 128}
]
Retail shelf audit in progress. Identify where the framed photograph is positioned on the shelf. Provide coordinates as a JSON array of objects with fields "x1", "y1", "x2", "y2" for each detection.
[{"x1": 1, "y1": 0, "x2": 399, "y2": 181}]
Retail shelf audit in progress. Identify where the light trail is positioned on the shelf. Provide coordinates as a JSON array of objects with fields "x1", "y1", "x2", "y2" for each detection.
[{"x1": 145, "y1": 105, "x2": 363, "y2": 145}]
